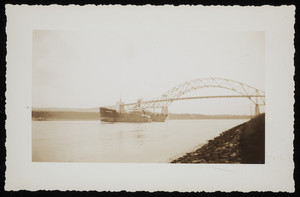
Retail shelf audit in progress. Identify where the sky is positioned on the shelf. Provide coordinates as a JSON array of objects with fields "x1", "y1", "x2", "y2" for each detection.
[{"x1": 32, "y1": 21, "x2": 265, "y2": 115}]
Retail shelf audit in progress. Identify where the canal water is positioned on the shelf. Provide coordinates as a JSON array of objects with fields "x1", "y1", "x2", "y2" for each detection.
[{"x1": 32, "y1": 119, "x2": 248, "y2": 163}]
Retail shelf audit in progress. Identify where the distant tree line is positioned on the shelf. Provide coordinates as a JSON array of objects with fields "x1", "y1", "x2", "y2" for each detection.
[
  {"x1": 168, "y1": 113, "x2": 250, "y2": 120},
  {"x1": 32, "y1": 110, "x2": 250, "y2": 121},
  {"x1": 32, "y1": 111, "x2": 99, "y2": 121}
]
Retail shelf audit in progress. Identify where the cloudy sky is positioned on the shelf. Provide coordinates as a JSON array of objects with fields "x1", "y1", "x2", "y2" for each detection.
[{"x1": 32, "y1": 17, "x2": 265, "y2": 115}]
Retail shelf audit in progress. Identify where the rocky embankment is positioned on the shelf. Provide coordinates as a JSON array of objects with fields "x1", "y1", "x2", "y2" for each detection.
[{"x1": 171, "y1": 113, "x2": 265, "y2": 164}]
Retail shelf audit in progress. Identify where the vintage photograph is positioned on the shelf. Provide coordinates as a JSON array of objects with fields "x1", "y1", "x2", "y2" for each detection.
[
  {"x1": 32, "y1": 28, "x2": 265, "y2": 163},
  {"x1": 5, "y1": 5, "x2": 295, "y2": 192}
]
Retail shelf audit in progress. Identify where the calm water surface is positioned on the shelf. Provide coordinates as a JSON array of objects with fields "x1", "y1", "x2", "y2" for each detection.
[{"x1": 32, "y1": 119, "x2": 248, "y2": 163}]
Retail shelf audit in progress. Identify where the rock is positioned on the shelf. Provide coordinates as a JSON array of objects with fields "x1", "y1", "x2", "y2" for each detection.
[
  {"x1": 192, "y1": 159, "x2": 205, "y2": 163},
  {"x1": 215, "y1": 147, "x2": 222, "y2": 152},
  {"x1": 171, "y1": 114, "x2": 266, "y2": 164}
]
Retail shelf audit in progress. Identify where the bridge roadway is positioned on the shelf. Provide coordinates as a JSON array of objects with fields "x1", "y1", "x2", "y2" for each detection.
[{"x1": 123, "y1": 95, "x2": 265, "y2": 106}]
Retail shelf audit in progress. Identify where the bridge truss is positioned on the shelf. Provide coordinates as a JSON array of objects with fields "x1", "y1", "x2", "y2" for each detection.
[{"x1": 124, "y1": 78, "x2": 265, "y2": 115}]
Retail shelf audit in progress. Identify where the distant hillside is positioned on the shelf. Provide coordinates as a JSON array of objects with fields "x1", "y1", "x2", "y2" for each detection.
[
  {"x1": 32, "y1": 107, "x2": 99, "y2": 113},
  {"x1": 168, "y1": 113, "x2": 250, "y2": 120},
  {"x1": 32, "y1": 111, "x2": 99, "y2": 121},
  {"x1": 32, "y1": 107, "x2": 250, "y2": 121}
]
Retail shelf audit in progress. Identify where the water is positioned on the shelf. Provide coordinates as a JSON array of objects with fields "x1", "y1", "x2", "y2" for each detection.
[{"x1": 32, "y1": 119, "x2": 248, "y2": 163}]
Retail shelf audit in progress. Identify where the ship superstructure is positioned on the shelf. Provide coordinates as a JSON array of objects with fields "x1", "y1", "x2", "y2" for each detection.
[{"x1": 100, "y1": 100, "x2": 167, "y2": 123}]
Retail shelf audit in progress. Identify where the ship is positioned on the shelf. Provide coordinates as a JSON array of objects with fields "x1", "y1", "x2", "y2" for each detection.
[
  {"x1": 100, "y1": 101, "x2": 168, "y2": 123},
  {"x1": 150, "y1": 112, "x2": 168, "y2": 122}
]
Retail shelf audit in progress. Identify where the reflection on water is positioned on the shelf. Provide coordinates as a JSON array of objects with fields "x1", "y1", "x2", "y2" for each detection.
[{"x1": 32, "y1": 119, "x2": 248, "y2": 163}]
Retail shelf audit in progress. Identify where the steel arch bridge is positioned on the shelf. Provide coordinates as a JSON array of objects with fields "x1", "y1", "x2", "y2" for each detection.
[{"x1": 123, "y1": 78, "x2": 265, "y2": 116}]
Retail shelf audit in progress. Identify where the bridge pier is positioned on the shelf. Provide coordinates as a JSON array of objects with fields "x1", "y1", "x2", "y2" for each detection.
[{"x1": 255, "y1": 104, "x2": 260, "y2": 116}]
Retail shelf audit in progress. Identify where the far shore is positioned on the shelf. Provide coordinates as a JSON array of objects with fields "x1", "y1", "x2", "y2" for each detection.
[{"x1": 32, "y1": 109, "x2": 251, "y2": 121}]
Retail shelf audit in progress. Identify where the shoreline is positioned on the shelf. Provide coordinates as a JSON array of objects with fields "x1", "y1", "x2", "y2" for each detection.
[
  {"x1": 171, "y1": 113, "x2": 265, "y2": 164},
  {"x1": 32, "y1": 110, "x2": 251, "y2": 121}
]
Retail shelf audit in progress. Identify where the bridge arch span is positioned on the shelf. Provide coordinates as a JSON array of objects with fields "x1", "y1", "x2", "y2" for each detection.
[{"x1": 141, "y1": 78, "x2": 265, "y2": 109}]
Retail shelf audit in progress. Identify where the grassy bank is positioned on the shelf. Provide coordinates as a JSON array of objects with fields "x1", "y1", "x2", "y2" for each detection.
[{"x1": 171, "y1": 113, "x2": 265, "y2": 164}]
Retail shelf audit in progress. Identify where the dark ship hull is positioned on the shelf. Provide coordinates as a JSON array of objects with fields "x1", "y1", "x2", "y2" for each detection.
[{"x1": 100, "y1": 107, "x2": 167, "y2": 123}]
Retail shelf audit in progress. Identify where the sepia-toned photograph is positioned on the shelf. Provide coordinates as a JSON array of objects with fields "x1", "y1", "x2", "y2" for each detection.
[
  {"x1": 5, "y1": 5, "x2": 294, "y2": 192},
  {"x1": 32, "y1": 28, "x2": 265, "y2": 163}
]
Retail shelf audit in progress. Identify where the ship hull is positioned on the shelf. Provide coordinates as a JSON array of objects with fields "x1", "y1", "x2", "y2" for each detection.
[
  {"x1": 100, "y1": 107, "x2": 152, "y2": 123},
  {"x1": 100, "y1": 107, "x2": 167, "y2": 123}
]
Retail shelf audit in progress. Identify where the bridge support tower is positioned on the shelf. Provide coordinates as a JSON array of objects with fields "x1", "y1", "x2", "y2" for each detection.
[{"x1": 255, "y1": 104, "x2": 260, "y2": 116}]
